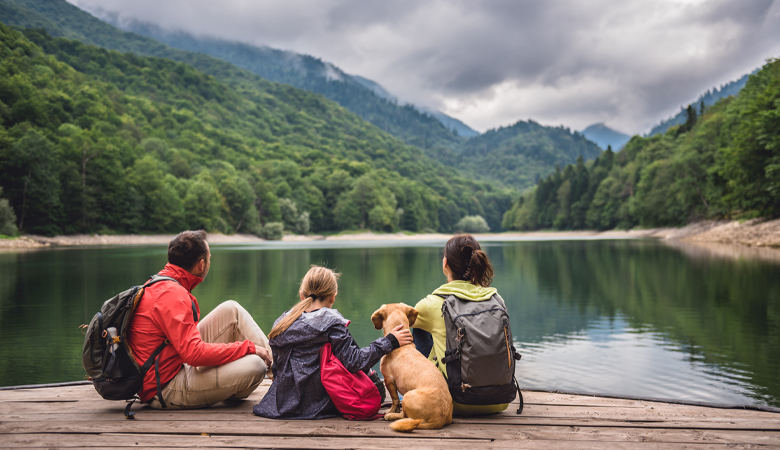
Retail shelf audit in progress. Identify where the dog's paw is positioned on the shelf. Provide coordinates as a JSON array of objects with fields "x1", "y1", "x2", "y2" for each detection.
[{"x1": 384, "y1": 412, "x2": 404, "y2": 421}]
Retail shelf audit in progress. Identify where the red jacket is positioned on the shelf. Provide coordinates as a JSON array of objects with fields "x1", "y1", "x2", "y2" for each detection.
[{"x1": 127, "y1": 263, "x2": 256, "y2": 402}]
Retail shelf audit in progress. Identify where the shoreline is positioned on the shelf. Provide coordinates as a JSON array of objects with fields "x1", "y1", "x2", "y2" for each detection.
[{"x1": 2, "y1": 218, "x2": 778, "y2": 251}]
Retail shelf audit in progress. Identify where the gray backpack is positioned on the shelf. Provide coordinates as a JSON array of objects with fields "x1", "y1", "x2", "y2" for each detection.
[{"x1": 440, "y1": 293, "x2": 523, "y2": 413}]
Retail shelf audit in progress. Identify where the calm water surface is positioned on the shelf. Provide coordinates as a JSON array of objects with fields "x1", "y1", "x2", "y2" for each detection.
[{"x1": 1, "y1": 239, "x2": 778, "y2": 407}]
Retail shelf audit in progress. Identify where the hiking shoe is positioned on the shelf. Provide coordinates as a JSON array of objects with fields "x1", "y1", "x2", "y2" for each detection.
[{"x1": 369, "y1": 370, "x2": 386, "y2": 404}]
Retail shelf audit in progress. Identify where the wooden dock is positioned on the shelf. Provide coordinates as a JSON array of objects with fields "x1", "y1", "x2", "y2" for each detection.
[{"x1": 1, "y1": 380, "x2": 779, "y2": 449}]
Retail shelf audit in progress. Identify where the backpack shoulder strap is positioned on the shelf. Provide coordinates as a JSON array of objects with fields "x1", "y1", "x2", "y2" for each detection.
[
  {"x1": 143, "y1": 275, "x2": 197, "y2": 321},
  {"x1": 145, "y1": 275, "x2": 180, "y2": 287}
]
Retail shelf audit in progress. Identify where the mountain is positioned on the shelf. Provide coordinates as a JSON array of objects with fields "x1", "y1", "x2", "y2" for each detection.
[
  {"x1": 349, "y1": 75, "x2": 479, "y2": 138},
  {"x1": 85, "y1": 11, "x2": 482, "y2": 146},
  {"x1": 580, "y1": 123, "x2": 631, "y2": 151},
  {"x1": 0, "y1": 1, "x2": 461, "y2": 154},
  {"x1": 0, "y1": 0, "x2": 605, "y2": 230},
  {"x1": 0, "y1": 20, "x2": 509, "y2": 235},
  {"x1": 503, "y1": 59, "x2": 780, "y2": 231},
  {"x1": 647, "y1": 71, "x2": 756, "y2": 136},
  {"x1": 452, "y1": 121, "x2": 603, "y2": 190}
]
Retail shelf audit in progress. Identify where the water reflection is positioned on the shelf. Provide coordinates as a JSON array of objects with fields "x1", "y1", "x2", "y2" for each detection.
[{"x1": 0, "y1": 239, "x2": 778, "y2": 408}]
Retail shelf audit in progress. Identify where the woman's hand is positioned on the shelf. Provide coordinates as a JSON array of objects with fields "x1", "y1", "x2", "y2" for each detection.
[
  {"x1": 389, "y1": 324, "x2": 414, "y2": 347},
  {"x1": 256, "y1": 346, "x2": 273, "y2": 367}
]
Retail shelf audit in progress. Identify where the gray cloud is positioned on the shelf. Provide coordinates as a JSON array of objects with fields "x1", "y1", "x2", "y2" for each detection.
[{"x1": 69, "y1": 0, "x2": 780, "y2": 134}]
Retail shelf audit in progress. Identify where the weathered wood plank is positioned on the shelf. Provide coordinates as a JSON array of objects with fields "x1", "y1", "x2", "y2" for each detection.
[
  {"x1": 2, "y1": 396, "x2": 777, "y2": 423},
  {"x1": 2, "y1": 417, "x2": 779, "y2": 438},
  {"x1": 4, "y1": 385, "x2": 773, "y2": 416},
  {"x1": 2, "y1": 432, "x2": 778, "y2": 449},
  {"x1": 0, "y1": 421, "x2": 778, "y2": 445},
  {"x1": 2, "y1": 406, "x2": 778, "y2": 431},
  {"x1": 2, "y1": 383, "x2": 779, "y2": 448}
]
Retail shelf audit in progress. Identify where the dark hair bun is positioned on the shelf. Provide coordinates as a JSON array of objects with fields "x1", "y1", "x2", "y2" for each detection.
[{"x1": 444, "y1": 235, "x2": 493, "y2": 287}]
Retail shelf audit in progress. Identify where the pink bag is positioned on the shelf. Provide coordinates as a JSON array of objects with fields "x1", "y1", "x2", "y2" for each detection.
[{"x1": 319, "y1": 343, "x2": 382, "y2": 420}]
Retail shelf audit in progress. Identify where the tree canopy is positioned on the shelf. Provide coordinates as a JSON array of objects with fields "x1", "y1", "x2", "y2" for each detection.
[
  {"x1": 503, "y1": 58, "x2": 780, "y2": 231},
  {"x1": 0, "y1": 24, "x2": 511, "y2": 236}
]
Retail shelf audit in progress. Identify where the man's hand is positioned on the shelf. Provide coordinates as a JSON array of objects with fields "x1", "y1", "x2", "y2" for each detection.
[
  {"x1": 389, "y1": 324, "x2": 413, "y2": 347},
  {"x1": 256, "y1": 346, "x2": 272, "y2": 367}
]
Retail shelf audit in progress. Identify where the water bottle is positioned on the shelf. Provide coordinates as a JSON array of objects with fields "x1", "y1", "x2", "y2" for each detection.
[{"x1": 106, "y1": 327, "x2": 119, "y2": 352}]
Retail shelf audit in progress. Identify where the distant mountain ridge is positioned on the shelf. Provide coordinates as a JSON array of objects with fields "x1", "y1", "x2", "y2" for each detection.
[
  {"x1": 0, "y1": 0, "x2": 514, "y2": 233},
  {"x1": 452, "y1": 121, "x2": 603, "y2": 189},
  {"x1": 581, "y1": 123, "x2": 631, "y2": 151},
  {"x1": 647, "y1": 71, "x2": 756, "y2": 136},
  {"x1": 0, "y1": 0, "x2": 608, "y2": 205},
  {"x1": 89, "y1": 12, "x2": 482, "y2": 143}
]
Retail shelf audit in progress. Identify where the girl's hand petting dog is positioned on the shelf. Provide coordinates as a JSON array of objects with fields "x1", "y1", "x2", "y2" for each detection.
[
  {"x1": 389, "y1": 324, "x2": 414, "y2": 347},
  {"x1": 256, "y1": 346, "x2": 273, "y2": 367}
]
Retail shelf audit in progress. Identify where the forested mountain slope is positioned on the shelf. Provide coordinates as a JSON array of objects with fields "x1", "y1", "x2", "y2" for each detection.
[
  {"x1": 0, "y1": 0, "x2": 605, "y2": 193},
  {"x1": 107, "y1": 17, "x2": 481, "y2": 140},
  {"x1": 502, "y1": 58, "x2": 780, "y2": 231},
  {"x1": 453, "y1": 121, "x2": 603, "y2": 190},
  {"x1": 0, "y1": 0, "x2": 472, "y2": 157},
  {"x1": 0, "y1": 24, "x2": 512, "y2": 236},
  {"x1": 647, "y1": 71, "x2": 755, "y2": 137}
]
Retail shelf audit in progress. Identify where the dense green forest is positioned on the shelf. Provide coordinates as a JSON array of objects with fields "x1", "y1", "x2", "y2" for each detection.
[
  {"x1": 451, "y1": 121, "x2": 603, "y2": 189},
  {"x1": 103, "y1": 18, "x2": 472, "y2": 151},
  {"x1": 502, "y1": 58, "x2": 780, "y2": 231},
  {"x1": 647, "y1": 71, "x2": 754, "y2": 137},
  {"x1": 0, "y1": 0, "x2": 465, "y2": 159},
  {"x1": 0, "y1": 0, "x2": 605, "y2": 193},
  {"x1": 0, "y1": 24, "x2": 516, "y2": 236}
]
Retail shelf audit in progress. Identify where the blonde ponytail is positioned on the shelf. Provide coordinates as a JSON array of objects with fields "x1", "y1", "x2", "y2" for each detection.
[{"x1": 268, "y1": 265, "x2": 340, "y2": 339}]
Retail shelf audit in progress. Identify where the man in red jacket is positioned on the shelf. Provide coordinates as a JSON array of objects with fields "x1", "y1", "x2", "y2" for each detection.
[{"x1": 127, "y1": 230, "x2": 272, "y2": 409}]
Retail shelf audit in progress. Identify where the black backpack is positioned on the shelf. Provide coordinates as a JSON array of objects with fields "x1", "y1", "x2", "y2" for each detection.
[
  {"x1": 81, "y1": 275, "x2": 197, "y2": 418},
  {"x1": 440, "y1": 293, "x2": 524, "y2": 413}
]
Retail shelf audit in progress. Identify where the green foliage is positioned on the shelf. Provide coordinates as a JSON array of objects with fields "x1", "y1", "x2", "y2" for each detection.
[
  {"x1": 453, "y1": 215, "x2": 490, "y2": 233},
  {"x1": 0, "y1": 186, "x2": 18, "y2": 236},
  {"x1": 504, "y1": 58, "x2": 780, "y2": 231},
  {"x1": 0, "y1": 24, "x2": 514, "y2": 235},
  {"x1": 0, "y1": 129, "x2": 62, "y2": 235},
  {"x1": 0, "y1": 0, "x2": 467, "y2": 157},
  {"x1": 451, "y1": 120, "x2": 603, "y2": 190},
  {"x1": 0, "y1": 0, "x2": 618, "y2": 228},
  {"x1": 279, "y1": 198, "x2": 310, "y2": 235},
  {"x1": 259, "y1": 221, "x2": 284, "y2": 240}
]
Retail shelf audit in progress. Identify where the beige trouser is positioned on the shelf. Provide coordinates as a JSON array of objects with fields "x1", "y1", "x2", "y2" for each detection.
[{"x1": 149, "y1": 300, "x2": 271, "y2": 410}]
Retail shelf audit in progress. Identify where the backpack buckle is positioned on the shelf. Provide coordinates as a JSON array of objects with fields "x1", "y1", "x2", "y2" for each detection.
[{"x1": 456, "y1": 327, "x2": 465, "y2": 341}]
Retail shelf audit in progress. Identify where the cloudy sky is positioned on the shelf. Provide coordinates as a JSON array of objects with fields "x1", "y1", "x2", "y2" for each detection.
[{"x1": 69, "y1": 0, "x2": 780, "y2": 135}]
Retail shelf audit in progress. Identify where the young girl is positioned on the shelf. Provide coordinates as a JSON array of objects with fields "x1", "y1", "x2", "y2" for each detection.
[
  {"x1": 253, "y1": 266, "x2": 412, "y2": 419},
  {"x1": 412, "y1": 234, "x2": 511, "y2": 416}
]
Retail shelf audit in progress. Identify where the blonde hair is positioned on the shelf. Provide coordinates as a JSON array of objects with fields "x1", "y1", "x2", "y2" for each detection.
[{"x1": 268, "y1": 265, "x2": 340, "y2": 339}]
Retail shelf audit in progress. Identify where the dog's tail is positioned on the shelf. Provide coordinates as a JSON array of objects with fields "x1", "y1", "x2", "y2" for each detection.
[{"x1": 389, "y1": 418, "x2": 423, "y2": 432}]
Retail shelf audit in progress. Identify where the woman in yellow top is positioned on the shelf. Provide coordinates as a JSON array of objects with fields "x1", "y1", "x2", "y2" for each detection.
[{"x1": 412, "y1": 234, "x2": 510, "y2": 415}]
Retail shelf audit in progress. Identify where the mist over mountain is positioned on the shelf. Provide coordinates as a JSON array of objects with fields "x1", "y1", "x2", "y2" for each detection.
[
  {"x1": 89, "y1": 12, "x2": 482, "y2": 143},
  {"x1": 581, "y1": 123, "x2": 630, "y2": 151},
  {"x1": 647, "y1": 71, "x2": 756, "y2": 136},
  {"x1": 1, "y1": 0, "x2": 612, "y2": 221},
  {"x1": 0, "y1": 0, "x2": 513, "y2": 234}
]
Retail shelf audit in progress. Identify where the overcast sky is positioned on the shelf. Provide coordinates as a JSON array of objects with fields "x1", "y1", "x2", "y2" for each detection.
[{"x1": 69, "y1": 0, "x2": 780, "y2": 135}]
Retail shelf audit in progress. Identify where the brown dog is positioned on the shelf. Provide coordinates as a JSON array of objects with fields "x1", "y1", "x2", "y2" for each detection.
[{"x1": 371, "y1": 303, "x2": 452, "y2": 432}]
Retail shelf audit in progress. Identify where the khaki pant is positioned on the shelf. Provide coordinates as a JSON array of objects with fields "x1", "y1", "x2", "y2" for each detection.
[{"x1": 149, "y1": 300, "x2": 270, "y2": 409}]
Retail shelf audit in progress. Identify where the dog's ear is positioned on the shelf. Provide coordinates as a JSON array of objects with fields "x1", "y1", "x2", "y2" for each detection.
[
  {"x1": 371, "y1": 305, "x2": 386, "y2": 330},
  {"x1": 407, "y1": 307, "x2": 419, "y2": 327},
  {"x1": 400, "y1": 303, "x2": 419, "y2": 327}
]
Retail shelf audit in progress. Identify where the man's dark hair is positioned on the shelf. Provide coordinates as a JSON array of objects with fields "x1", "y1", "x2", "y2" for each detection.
[{"x1": 168, "y1": 230, "x2": 208, "y2": 270}]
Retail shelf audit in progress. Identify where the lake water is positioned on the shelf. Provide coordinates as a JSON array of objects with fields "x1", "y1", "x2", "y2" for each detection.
[{"x1": 1, "y1": 238, "x2": 778, "y2": 407}]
